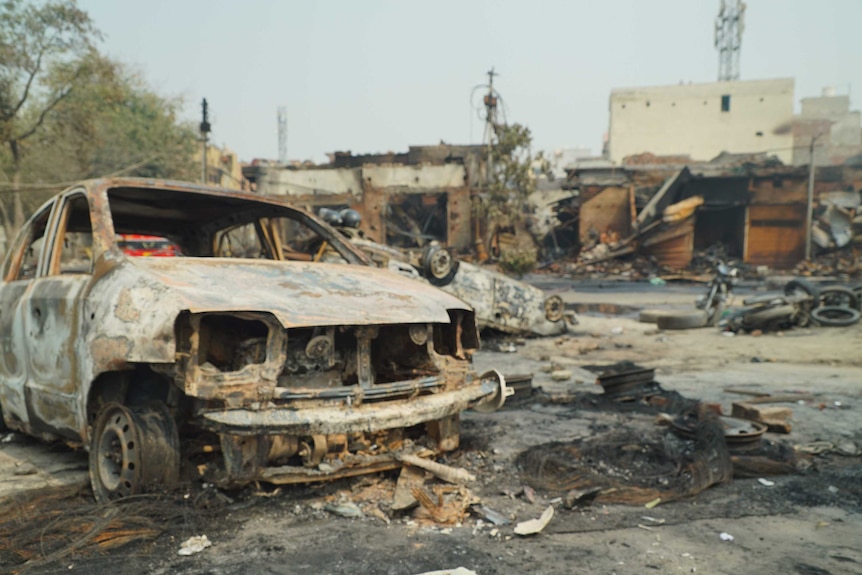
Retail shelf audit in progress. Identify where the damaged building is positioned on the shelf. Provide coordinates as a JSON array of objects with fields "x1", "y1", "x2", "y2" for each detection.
[
  {"x1": 242, "y1": 145, "x2": 487, "y2": 254},
  {"x1": 558, "y1": 158, "x2": 862, "y2": 269}
]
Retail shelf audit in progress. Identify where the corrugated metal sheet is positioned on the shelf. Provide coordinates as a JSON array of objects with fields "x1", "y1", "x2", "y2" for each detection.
[
  {"x1": 744, "y1": 205, "x2": 806, "y2": 267},
  {"x1": 642, "y1": 217, "x2": 695, "y2": 268}
]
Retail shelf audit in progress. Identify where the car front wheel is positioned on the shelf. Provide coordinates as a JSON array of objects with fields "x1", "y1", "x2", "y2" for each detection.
[{"x1": 89, "y1": 401, "x2": 180, "y2": 502}]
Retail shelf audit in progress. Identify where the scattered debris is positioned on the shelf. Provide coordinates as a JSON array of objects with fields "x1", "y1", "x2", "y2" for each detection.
[
  {"x1": 393, "y1": 465, "x2": 426, "y2": 511},
  {"x1": 514, "y1": 506, "x2": 554, "y2": 536},
  {"x1": 757, "y1": 478, "x2": 776, "y2": 487},
  {"x1": 324, "y1": 501, "x2": 365, "y2": 519},
  {"x1": 472, "y1": 505, "x2": 511, "y2": 526},
  {"x1": 396, "y1": 454, "x2": 476, "y2": 485},
  {"x1": 720, "y1": 532, "x2": 735, "y2": 542},
  {"x1": 413, "y1": 568, "x2": 477, "y2": 575},
  {"x1": 412, "y1": 485, "x2": 474, "y2": 525},
  {"x1": 178, "y1": 535, "x2": 212, "y2": 556},
  {"x1": 550, "y1": 370, "x2": 573, "y2": 382},
  {"x1": 644, "y1": 498, "x2": 662, "y2": 509},
  {"x1": 563, "y1": 487, "x2": 602, "y2": 509},
  {"x1": 731, "y1": 402, "x2": 793, "y2": 434}
]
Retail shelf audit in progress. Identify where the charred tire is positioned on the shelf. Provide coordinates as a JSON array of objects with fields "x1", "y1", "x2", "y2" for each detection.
[
  {"x1": 853, "y1": 284, "x2": 862, "y2": 310},
  {"x1": 818, "y1": 286, "x2": 859, "y2": 310},
  {"x1": 422, "y1": 244, "x2": 459, "y2": 286},
  {"x1": 784, "y1": 278, "x2": 820, "y2": 302},
  {"x1": 638, "y1": 309, "x2": 671, "y2": 324},
  {"x1": 89, "y1": 402, "x2": 180, "y2": 502},
  {"x1": 810, "y1": 305, "x2": 862, "y2": 327},
  {"x1": 656, "y1": 310, "x2": 709, "y2": 330}
]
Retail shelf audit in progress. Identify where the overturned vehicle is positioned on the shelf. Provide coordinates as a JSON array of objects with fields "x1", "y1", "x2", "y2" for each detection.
[
  {"x1": 318, "y1": 208, "x2": 575, "y2": 337},
  {"x1": 0, "y1": 179, "x2": 510, "y2": 501}
]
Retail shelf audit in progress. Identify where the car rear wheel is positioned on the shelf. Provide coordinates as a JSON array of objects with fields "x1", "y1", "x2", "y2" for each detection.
[{"x1": 89, "y1": 402, "x2": 180, "y2": 502}]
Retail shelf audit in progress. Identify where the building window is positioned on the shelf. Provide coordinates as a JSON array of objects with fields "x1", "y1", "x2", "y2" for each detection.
[{"x1": 721, "y1": 94, "x2": 731, "y2": 112}]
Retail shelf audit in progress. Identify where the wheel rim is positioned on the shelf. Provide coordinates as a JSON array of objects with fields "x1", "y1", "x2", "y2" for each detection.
[
  {"x1": 428, "y1": 249, "x2": 452, "y2": 279},
  {"x1": 96, "y1": 407, "x2": 141, "y2": 498}
]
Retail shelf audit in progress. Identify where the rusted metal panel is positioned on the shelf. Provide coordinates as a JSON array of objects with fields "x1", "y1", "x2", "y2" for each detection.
[
  {"x1": 744, "y1": 204, "x2": 806, "y2": 267},
  {"x1": 578, "y1": 186, "x2": 633, "y2": 243},
  {"x1": 642, "y1": 217, "x2": 695, "y2": 268},
  {"x1": 360, "y1": 184, "x2": 387, "y2": 244},
  {"x1": 748, "y1": 176, "x2": 807, "y2": 205},
  {"x1": 446, "y1": 187, "x2": 472, "y2": 251}
]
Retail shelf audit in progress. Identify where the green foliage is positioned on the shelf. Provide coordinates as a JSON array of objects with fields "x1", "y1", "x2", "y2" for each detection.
[
  {"x1": 482, "y1": 123, "x2": 536, "y2": 226},
  {"x1": 28, "y1": 56, "x2": 198, "y2": 182},
  {"x1": 0, "y1": 1, "x2": 198, "y2": 239},
  {"x1": 498, "y1": 246, "x2": 537, "y2": 278}
]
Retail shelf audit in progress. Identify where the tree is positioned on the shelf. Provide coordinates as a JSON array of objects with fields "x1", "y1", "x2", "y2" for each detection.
[
  {"x1": 28, "y1": 56, "x2": 198, "y2": 183},
  {"x1": 478, "y1": 122, "x2": 543, "y2": 274},
  {"x1": 0, "y1": 0, "x2": 100, "y2": 235}
]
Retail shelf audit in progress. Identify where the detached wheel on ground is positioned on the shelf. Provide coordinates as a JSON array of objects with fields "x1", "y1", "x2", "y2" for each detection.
[
  {"x1": 638, "y1": 309, "x2": 672, "y2": 324},
  {"x1": 811, "y1": 305, "x2": 862, "y2": 327},
  {"x1": 818, "y1": 286, "x2": 859, "y2": 310},
  {"x1": 89, "y1": 401, "x2": 180, "y2": 502},
  {"x1": 656, "y1": 310, "x2": 709, "y2": 330}
]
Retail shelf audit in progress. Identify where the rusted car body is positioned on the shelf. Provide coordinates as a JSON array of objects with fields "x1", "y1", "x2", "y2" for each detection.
[
  {"x1": 334, "y1": 230, "x2": 574, "y2": 336},
  {"x1": 0, "y1": 179, "x2": 508, "y2": 501}
]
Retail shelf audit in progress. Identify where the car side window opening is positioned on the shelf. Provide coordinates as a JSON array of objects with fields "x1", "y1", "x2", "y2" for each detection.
[
  {"x1": 269, "y1": 217, "x2": 346, "y2": 263},
  {"x1": 53, "y1": 194, "x2": 94, "y2": 276},
  {"x1": 214, "y1": 222, "x2": 269, "y2": 259},
  {"x1": 12, "y1": 208, "x2": 52, "y2": 281}
]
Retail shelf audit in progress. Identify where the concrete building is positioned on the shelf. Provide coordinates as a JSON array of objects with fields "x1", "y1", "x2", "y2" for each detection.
[
  {"x1": 194, "y1": 144, "x2": 244, "y2": 189},
  {"x1": 608, "y1": 78, "x2": 795, "y2": 165},
  {"x1": 243, "y1": 145, "x2": 485, "y2": 252},
  {"x1": 793, "y1": 89, "x2": 862, "y2": 166}
]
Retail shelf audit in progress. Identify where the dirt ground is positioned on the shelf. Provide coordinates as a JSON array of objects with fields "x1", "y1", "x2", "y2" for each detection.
[{"x1": 1, "y1": 282, "x2": 861, "y2": 575}]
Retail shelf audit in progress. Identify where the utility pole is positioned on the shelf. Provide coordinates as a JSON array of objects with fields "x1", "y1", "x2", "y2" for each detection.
[
  {"x1": 277, "y1": 106, "x2": 288, "y2": 164},
  {"x1": 483, "y1": 68, "x2": 499, "y2": 186},
  {"x1": 200, "y1": 98, "x2": 211, "y2": 184},
  {"x1": 714, "y1": 0, "x2": 745, "y2": 81},
  {"x1": 805, "y1": 134, "x2": 822, "y2": 260}
]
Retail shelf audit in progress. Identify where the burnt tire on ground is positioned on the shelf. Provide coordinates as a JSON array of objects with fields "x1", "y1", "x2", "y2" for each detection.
[
  {"x1": 818, "y1": 286, "x2": 860, "y2": 310},
  {"x1": 784, "y1": 278, "x2": 820, "y2": 301},
  {"x1": 810, "y1": 305, "x2": 862, "y2": 327},
  {"x1": 656, "y1": 310, "x2": 709, "y2": 330},
  {"x1": 638, "y1": 309, "x2": 671, "y2": 324},
  {"x1": 89, "y1": 401, "x2": 180, "y2": 503}
]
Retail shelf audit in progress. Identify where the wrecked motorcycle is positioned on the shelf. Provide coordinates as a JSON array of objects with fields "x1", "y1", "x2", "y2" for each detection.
[{"x1": 696, "y1": 261, "x2": 738, "y2": 326}]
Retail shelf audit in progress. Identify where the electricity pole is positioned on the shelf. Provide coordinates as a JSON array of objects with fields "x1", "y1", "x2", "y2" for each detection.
[
  {"x1": 200, "y1": 98, "x2": 211, "y2": 184},
  {"x1": 483, "y1": 68, "x2": 499, "y2": 186},
  {"x1": 805, "y1": 134, "x2": 822, "y2": 261}
]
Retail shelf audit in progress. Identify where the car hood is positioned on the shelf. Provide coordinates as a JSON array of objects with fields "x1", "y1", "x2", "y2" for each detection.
[{"x1": 128, "y1": 257, "x2": 470, "y2": 327}]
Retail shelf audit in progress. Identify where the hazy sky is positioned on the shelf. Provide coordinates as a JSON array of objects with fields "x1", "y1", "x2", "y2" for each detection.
[{"x1": 79, "y1": 0, "x2": 859, "y2": 163}]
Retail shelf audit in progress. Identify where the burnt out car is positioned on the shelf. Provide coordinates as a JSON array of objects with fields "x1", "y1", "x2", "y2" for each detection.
[
  {"x1": 322, "y1": 217, "x2": 574, "y2": 337},
  {"x1": 0, "y1": 179, "x2": 509, "y2": 501}
]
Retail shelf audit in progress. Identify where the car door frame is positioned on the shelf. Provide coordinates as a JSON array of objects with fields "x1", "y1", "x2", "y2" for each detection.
[{"x1": 19, "y1": 187, "x2": 95, "y2": 440}]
